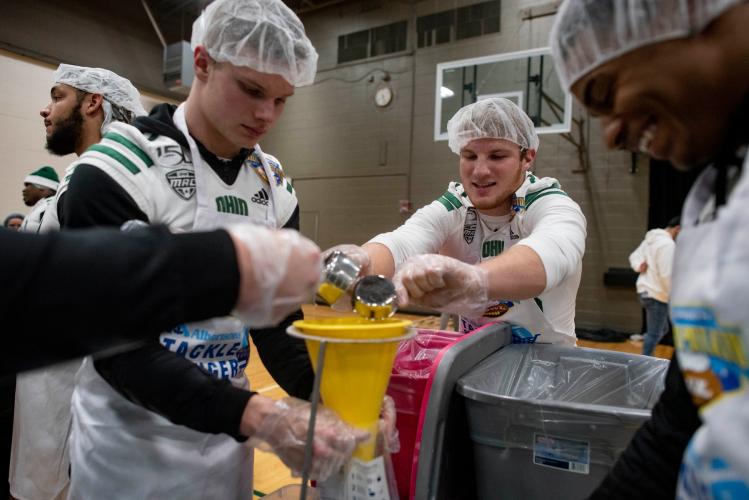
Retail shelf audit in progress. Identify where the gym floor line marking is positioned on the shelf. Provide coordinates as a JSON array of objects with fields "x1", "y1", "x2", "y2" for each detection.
[{"x1": 256, "y1": 384, "x2": 279, "y2": 394}]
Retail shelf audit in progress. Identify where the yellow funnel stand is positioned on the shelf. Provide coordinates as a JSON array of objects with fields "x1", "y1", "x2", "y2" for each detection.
[{"x1": 291, "y1": 318, "x2": 412, "y2": 461}]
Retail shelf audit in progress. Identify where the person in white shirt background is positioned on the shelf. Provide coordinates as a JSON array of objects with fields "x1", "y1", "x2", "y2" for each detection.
[{"x1": 629, "y1": 216, "x2": 681, "y2": 356}]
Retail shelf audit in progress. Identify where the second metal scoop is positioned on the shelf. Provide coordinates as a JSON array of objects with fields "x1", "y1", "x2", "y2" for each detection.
[{"x1": 318, "y1": 250, "x2": 398, "y2": 320}]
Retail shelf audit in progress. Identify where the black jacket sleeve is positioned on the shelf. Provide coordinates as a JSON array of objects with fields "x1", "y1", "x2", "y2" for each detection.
[
  {"x1": 0, "y1": 227, "x2": 239, "y2": 376},
  {"x1": 588, "y1": 354, "x2": 702, "y2": 499}
]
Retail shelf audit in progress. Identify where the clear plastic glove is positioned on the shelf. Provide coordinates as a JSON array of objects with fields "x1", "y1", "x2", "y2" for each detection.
[
  {"x1": 320, "y1": 244, "x2": 371, "y2": 310},
  {"x1": 246, "y1": 397, "x2": 369, "y2": 481},
  {"x1": 394, "y1": 254, "x2": 490, "y2": 318},
  {"x1": 228, "y1": 224, "x2": 322, "y2": 327},
  {"x1": 378, "y1": 395, "x2": 400, "y2": 454}
]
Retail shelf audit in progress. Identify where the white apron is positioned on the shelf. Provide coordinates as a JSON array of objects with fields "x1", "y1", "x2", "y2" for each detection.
[
  {"x1": 10, "y1": 360, "x2": 78, "y2": 500},
  {"x1": 11, "y1": 195, "x2": 75, "y2": 500},
  {"x1": 20, "y1": 196, "x2": 53, "y2": 234},
  {"x1": 669, "y1": 157, "x2": 749, "y2": 498},
  {"x1": 68, "y1": 104, "x2": 281, "y2": 499},
  {"x1": 458, "y1": 213, "x2": 571, "y2": 345}
]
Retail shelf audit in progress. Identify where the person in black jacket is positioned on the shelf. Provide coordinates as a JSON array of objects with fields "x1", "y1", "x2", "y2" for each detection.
[
  {"x1": 1, "y1": 225, "x2": 316, "y2": 374},
  {"x1": 550, "y1": 0, "x2": 749, "y2": 498}
]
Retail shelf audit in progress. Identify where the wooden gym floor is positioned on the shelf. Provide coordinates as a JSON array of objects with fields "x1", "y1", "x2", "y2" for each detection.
[{"x1": 249, "y1": 304, "x2": 673, "y2": 497}]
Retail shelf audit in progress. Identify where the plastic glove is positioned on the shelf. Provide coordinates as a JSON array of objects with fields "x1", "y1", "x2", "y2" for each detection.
[
  {"x1": 320, "y1": 244, "x2": 372, "y2": 310},
  {"x1": 393, "y1": 254, "x2": 490, "y2": 318},
  {"x1": 228, "y1": 225, "x2": 322, "y2": 327},
  {"x1": 378, "y1": 395, "x2": 400, "y2": 454},
  {"x1": 247, "y1": 397, "x2": 369, "y2": 481}
]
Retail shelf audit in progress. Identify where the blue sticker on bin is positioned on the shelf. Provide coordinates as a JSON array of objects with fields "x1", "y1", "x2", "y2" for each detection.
[{"x1": 533, "y1": 433, "x2": 590, "y2": 474}]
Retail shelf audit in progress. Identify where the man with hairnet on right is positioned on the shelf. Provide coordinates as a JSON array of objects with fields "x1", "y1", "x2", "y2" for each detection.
[
  {"x1": 59, "y1": 0, "x2": 366, "y2": 498},
  {"x1": 550, "y1": 0, "x2": 749, "y2": 498},
  {"x1": 331, "y1": 97, "x2": 587, "y2": 345}
]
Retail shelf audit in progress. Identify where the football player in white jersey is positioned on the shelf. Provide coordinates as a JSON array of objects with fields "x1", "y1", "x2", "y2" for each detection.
[
  {"x1": 10, "y1": 66, "x2": 148, "y2": 500},
  {"x1": 337, "y1": 98, "x2": 587, "y2": 344},
  {"x1": 19, "y1": 166, "x2": 58, "y2": 234},
  {"x1": 61, "y1": 0, "x2": 364, "y2": 498}
]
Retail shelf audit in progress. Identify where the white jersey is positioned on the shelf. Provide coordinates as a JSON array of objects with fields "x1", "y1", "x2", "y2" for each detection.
[
  {"x1": 20, "y1": 196, "x2": 53, "y2": 234},
  {"x1": 370, "y1": 172, "x2": 586, "y2": 343},
  {"x1": 67, "y1": 113, "x2": 298, "y2": 499},
  {"x1": 672, "y1": 154, "x2": 749, "y2": 498},
  {"x1": 37, "y1": 164, "x2": 77, "y2": 234}
]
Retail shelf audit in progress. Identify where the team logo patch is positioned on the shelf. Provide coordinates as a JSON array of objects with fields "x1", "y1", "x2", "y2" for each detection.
[
  {"x1": 251, "y1": 188, "x2": 270, "y2": 206},
  {"x1": 483, "y1": 300, "x2": 514, "y2": 318},
  {"x1": 464, "y1": 207, "x2": 478, "y2": 244},
  {"x1": 510, "y1": 227, "x2": 519, "y2": 240},
  {"x1": 247, "y1": 153, "x2": 269, "y2": 185},
  {"x1": 268, "y1": 161, "x2": 285, "y2": 186},
  {"x1": 156, "y1": 144, "x2": 191, "y2": 167},
  {"x1": 166, "y1": 169, "x2": 196, "y2": 200}
]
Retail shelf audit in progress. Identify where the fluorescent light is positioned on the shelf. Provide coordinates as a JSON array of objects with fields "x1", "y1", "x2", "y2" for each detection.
[{"x1": 440, "y1": 86, "x2": 454, "y2": 98}]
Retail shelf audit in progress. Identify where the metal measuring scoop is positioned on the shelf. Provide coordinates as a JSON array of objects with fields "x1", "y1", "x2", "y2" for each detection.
[{"x1": 318, "y1": 250, "x2": 398, "y2": 320}]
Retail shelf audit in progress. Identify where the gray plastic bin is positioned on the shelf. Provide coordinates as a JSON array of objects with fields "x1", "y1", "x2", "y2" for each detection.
[{"x1": 457, "y1": 344, "x2": 668, "y2": 500}]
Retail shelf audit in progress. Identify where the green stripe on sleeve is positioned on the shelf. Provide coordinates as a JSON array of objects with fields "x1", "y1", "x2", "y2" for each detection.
[
  {"x1": 103, "y1": 132, "x2": 154, "y2": 167},
  {"x1": 525, "y1": 188, "x2": 568, "y2": 209},
  {"x1": 87, "y1": 144, "x2": 141, "y2": 175},
  {"x1": 437, "y1": 196, "x2": 454, "y2": 211},
  {"x1": 442, "y1": 191, "x2": 462, "y2": 209}
]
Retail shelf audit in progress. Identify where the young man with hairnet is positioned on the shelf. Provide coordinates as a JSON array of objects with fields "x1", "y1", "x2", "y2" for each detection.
[
  {"x1": 61, "y1": 0, "x2": 364, "y2": 497},
  {"x1": 10, "y1": 65, "x2": 149, "y2": 500},
  {"x1": 19, "y1": 166, "x2": 59, "y2": 233},
  {"x1": 549, "y1": 0, "x2": 749, "y2": 497},
  {"x1": 337, "y1": 97, "x2": 586, "y2": 344},
  {"x1": 37, "y1": 64, "x2": 148, "y2": 234}
]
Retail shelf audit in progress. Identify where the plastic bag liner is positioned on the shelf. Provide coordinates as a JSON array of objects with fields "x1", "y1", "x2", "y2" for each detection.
[
  {"x1": 386, "y1": 329, "x2": 462, "y2": 499},
  {"x1": 457, "y1": 344, "x2": 668, "y2": 500}
]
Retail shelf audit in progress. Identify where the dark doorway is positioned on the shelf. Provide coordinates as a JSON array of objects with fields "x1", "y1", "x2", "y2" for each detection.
[
  {"x1": 648, "y1": 159, "x2": 702, "y2": 229},
  {"x1": 642, "y1": 158, "x2": 702, "y2": 342}
]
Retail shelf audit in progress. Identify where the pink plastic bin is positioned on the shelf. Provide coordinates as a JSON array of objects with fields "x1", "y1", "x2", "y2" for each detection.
[{"x1": 386, "y1": 329, "x2": 462, "y2": 499}]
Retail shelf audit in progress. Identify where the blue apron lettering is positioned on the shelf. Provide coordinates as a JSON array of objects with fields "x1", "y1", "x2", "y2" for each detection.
[
  {"x1": 226, "y1": 343, "x2": 240, "y2": 357},
  {"x1": 189, "y1": 344, "x2": 206, "y2": 359}
]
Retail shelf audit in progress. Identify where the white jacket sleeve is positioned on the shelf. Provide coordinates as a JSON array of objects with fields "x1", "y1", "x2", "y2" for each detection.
[
  {"x1": 515, "y1": 194, "x2": 587, "y2": 292},
  {"x1": 654, "y1": 240, "x2": 675, "y2": 295},
  {"x1": 629, "y1": 240, "x2": 647, "y2": 272},
  {"x1": 368, "y1": 201, "x2": 458, "y2": 267}
]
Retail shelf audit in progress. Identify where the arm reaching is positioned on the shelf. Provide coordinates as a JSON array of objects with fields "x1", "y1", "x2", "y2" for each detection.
[
  {"x1": 393, "y1": 254, "x2": 490, "y2": 317},
  {"x1": 242, "y1": 395, "x2": 369, "y2": 481}
]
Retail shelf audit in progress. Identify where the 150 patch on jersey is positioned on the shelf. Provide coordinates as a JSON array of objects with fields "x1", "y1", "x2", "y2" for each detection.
[
  {"x1": 166, "y1": 169, "x2": 196, "y2": 200},
  {"x1": 464, "y1": 207, "x2": 477, "y2": 244}
]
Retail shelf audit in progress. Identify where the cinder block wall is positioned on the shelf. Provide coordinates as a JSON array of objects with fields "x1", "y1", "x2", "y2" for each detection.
[{"x1": 260, "y1": 0, "x2": 649, "y2": 333}]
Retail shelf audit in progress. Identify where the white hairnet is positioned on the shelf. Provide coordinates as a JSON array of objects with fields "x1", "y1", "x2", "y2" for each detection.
[
  {"x1": 550, "y1": 0, "x2": 741, "y2": 90},
  {"x1": 446, "y1": 98, "x2": 540, "y2": 155},
  {"x1": 191, "y1": 0, "x2": 318, "y2": 87},
  {"x1": 53, "y1": 64, "x2": 146, "y2": 118}
]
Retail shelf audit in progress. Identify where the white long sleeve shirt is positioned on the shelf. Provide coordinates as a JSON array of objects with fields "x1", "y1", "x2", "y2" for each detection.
[
  {"x1": 628, "y1": 228, "x2": 675, "y2": 304},
  {"x1": 370, "y1": 172, "x2": 586, "y2": 340}
]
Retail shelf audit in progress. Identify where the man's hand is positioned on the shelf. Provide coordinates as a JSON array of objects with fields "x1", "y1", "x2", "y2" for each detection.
[
  {"x1": 228, "y1": 225, "x2": 322, "y2": 327},
  {"x1": 241, "y1": 395, "x2": 369, "y2": 481},
  {"x1": 319, "y1": 244, "x2": 371, "y2": 310},
  {"x1": 638, "y1": 261, "x2": 648, "y2": 273},
  {"x1": 393, "y1": 254, "x2": 490, "y2": 317}
]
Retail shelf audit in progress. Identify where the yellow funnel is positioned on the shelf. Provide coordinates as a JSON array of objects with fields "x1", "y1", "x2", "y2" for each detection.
[{"x1": 293, "y1": 317, "x2": 412, "y2": 460}]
